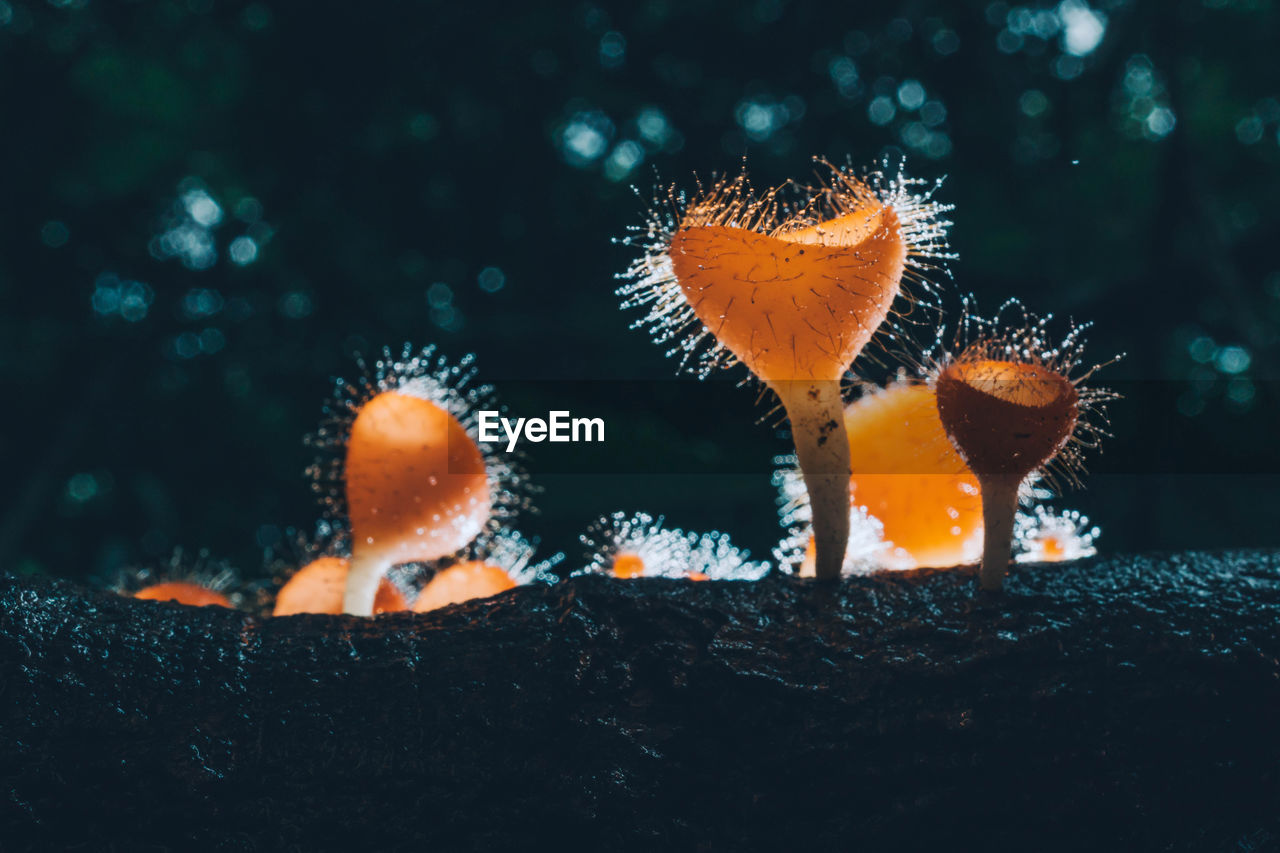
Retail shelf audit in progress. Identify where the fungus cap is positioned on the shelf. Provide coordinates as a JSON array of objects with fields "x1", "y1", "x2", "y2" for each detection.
[
  {"x1": 666, "y1": 201, "x2": 905, "y2": 382},
  {"x1": 273, "y1": 556, "x2": 409, "y2": 616},
  {"x1": 934, "y1": 359, "x2": 1079, "y2": 478},
  {"x1": 412, "y1": 561, "x2": 516, "y2": 612},
  {"x1": 345, "y1": 388, "x2": 491, "y2": 564}
]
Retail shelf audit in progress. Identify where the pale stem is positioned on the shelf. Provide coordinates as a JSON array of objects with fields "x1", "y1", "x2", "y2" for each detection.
[
  {"x1": 343, "y1": 549, "x2": 389, "y2": 616},
  {"x1": 773, "y1": 379, "x2": 851, "y2": 581},
  {"x1": 978, "y1": 474, "x2": 1022, "y2": 591}
]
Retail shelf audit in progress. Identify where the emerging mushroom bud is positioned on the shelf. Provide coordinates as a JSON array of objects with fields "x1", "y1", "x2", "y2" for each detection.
[
  {"x1": 411, "y1": 530, "x2": 562, "y2": 613},
  {"x1": 931, "y1": 301, "x2": 1117, "y2": 590},
  {"x1": 1014, "y1": 505, "x2": 1100, "y2": 563},
  {"x1": 934, "y1": 360, "x2": 1079, "y2": 479},
  {"x1": 619, "y1": 159, "x2": 953, "y2": 579},
  {"x1": 114, "y1": 550, "x2": 240, "y2": 608},
  {"x1": 306, "y1": 345, "x2": 526, "y2": 615},
  {"x1": 273, "y1": 555, "x2": 410, "y2": 616},
  {"x1": 579, "y1": 512, "x2": 770, "y2": 581}
]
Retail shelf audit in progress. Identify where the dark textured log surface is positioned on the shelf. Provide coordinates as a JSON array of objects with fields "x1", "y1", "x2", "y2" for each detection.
[{"x1": 3, "y1": 552, "x2": 1280, "y2": 852}]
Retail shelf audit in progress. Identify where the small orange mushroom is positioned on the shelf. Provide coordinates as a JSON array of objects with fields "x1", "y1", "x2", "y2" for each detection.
[
  {"x1": 116, "y1": 551, "x2": 239, "y2": 608},
  {"x1": 932, "y1": 303, "x2": 1116, "y2": 590},
  {"x1": 413, "y1": 561, "x2": 515, "y2": 611},
  {"x1": 343, "y1": 387, "x2": 490, "y2": 613},
  {"x1": 274, "y1": 556, "x2": 409, "y2": 616},
  {"x1": 580, "y1": 512, "x2": 769, "y2": 580},
  {"x1": 611, "y1": 552, "x2": 648, "y2": 579},
  {"x1": 135, "y1": 582, "x2": 232, "y2": 608},
  {"x1": 844, "y1": 382, "x2": 983, "y2": 568},
  {"x1": 620, "y1": 160, "x2": 953, "y2": 579},
  {"x1": 307, "y1": 346, "x2": 524, "y2": 615},
  {"x1": 1014, "y1": 505, "x2": 1100, "y2": 564},
  {"x1": 410, "y1": 529, "x2": 561, "y2": 612}
]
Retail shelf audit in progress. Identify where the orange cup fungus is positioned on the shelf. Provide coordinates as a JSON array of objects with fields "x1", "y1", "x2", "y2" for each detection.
[
  {"x1": 413, "y1": 561, "x2": 516, "y2": 612},
  {"x1": 932, "y1": 303, "x2": 1116, "y2": 590},
  {"x1": 579, "y1": 512, "x2": 769, "y2": 580},
  {"x1": 620, "y1": 160, "x2": 953, "y2": 579},
  {"x1": 1015, "y1": 505, "x2": 1100, "y2": 564},
  {"x1": 134, "y1": 582, "x2": 232, "y2": 608},
  {"x1": 776, "y1": 382, "x2": 984, "y2": 571},
  {"x1": 117, "y1": 551, "x2": 239, "y2": 608},
  {"x1": 307, "y1": 346, "x2": 524, "y2": 615},
  {"x1": 411, "y1": 530, "x2": 562, "y2": 612},
  {"x1": 273, "y1": 555, "x2": 410, "y2": 616}
]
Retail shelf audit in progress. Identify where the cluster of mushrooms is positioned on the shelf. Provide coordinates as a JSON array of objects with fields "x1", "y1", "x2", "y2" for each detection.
[{"x1": 118, "y1": 157, "x2": 1114, "y2": 616}]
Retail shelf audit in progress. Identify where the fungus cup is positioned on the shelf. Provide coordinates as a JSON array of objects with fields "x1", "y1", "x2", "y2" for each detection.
[
  {"x1": 134, "y1": 582, "x2": 232, "y2": 608},
  {"x1": 579, "y1": 511, "x2": 769, "y2": 580},
  {"x1": 306, "y1": 345, "x2": 526, "y2": 615},
  {"x1": 1014, "y1": 505, "x2": 1100, "y2": 563},
  {"x1": 273, "y1": 555, "x2": 410, "y2": 616},
  {"x1": 931, "y1": 301, "x2": 1117, "y2": 590},
  {"x1": 411, "y1": 529, "x2": 561, "y2": 612},
  {"x1": 775, "y1": 381, "x2": 984, "y2": 570},
  {"x1": 113, "y1": 549, "x2": 239, "y2": 608},
  {"x1": 619, "y1": 158, "x2": 953, "y2": 579}
]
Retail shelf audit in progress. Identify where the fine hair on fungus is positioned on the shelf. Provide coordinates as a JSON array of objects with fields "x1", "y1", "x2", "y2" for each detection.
[
  {"x1": 1014, "y1": 505, "x2": 1100, "y2": 563},
  {"x1": 112, "y1": 548, "x2": 240, "y2": 609},
  {"x1": 618, "y1": 157, "x2": 954, "y2": 580},
  {"x1": 578, "y1": 511, "x2": 770, "y2": 580},
  {"x1": 306, "y1": 344, "x2": 528, "y2": 615},
  {"x1": 930, "y1": 300, "x2": 1118, "y2": 590}
]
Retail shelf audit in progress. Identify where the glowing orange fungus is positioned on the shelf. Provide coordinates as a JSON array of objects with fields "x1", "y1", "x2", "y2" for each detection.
[
  {"x1": 580, "y1": 512, "x2": 769, "y2": 580},
  {"x1": 346, "y1": 389, "x2": 490, "y2": 558},
  {"x1": 408, "y1": 529, "x2": 561, "y2": 611},
  {"x1": 274, "y1": 556, "x2": 409, "y2": 616},
  {"x1": 667, "y1": 206, "x2": 905, "y2": 384},
  {"x1": 306, "y1": 346, "x2": 522, "y2": 616},
  {"x1": 935, "y1": 360, "x2": 1078, "y2": 479},
  {"x1": 611, "y1": 553, "x2": 647, "y2": 579},
  {"x1": 412, "y1": 561, "x2": 516, "y2": 612},
  {"x1": 932, "y1": 303, "x2": 1115, "y2": 589},
  {"x1": 621, "y1": 161, "x2": 953, "y2": 579},
  {"x1": 134, "y1": 582, "x2": 231, "y2": 608},
  {"x1": 843, "y1": 383, "x2": 983, "y2": 568}
]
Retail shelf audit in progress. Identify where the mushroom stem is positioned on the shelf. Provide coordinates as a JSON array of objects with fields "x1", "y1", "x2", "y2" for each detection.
[
  {"x1": 343, "y1": 550, "x2": 389, "y2": 616},
  {"x1": 773, "y1": 379, "x2": 851, "y2": 580},
  {"x1": 977, "y1": 474, "x2": 1022, "y2": 591}
]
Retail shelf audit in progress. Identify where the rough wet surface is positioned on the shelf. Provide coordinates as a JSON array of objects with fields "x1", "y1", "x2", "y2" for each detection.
[{"x1": 3, "y1": 552, "x2": 1279, "y2": 852}]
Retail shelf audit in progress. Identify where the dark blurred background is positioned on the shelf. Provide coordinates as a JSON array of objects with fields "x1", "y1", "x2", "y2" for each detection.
[{"x1": 2, "y1": 0, "x2": 1278, "y2": 583}]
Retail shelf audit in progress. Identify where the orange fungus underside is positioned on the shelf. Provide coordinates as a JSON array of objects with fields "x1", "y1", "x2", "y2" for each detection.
[
  {"x1": 667, "y1": 200, "x2": 906, "y2": 383},
  {"x1": 134, "y1": 582, "x2": 231, "y2": 608},
  {"x1": 273, "y1": 556, "x2": 408, "y2": 616},
  {"x1": 413, "y1": 561, "x2": 516, "y2": 612},
  {"x1": 345, "y1": 390, "x2": 490, "y2": 564},
  {"x1": 845, "y1": 384, "x2": 983, "y2": 568}
]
